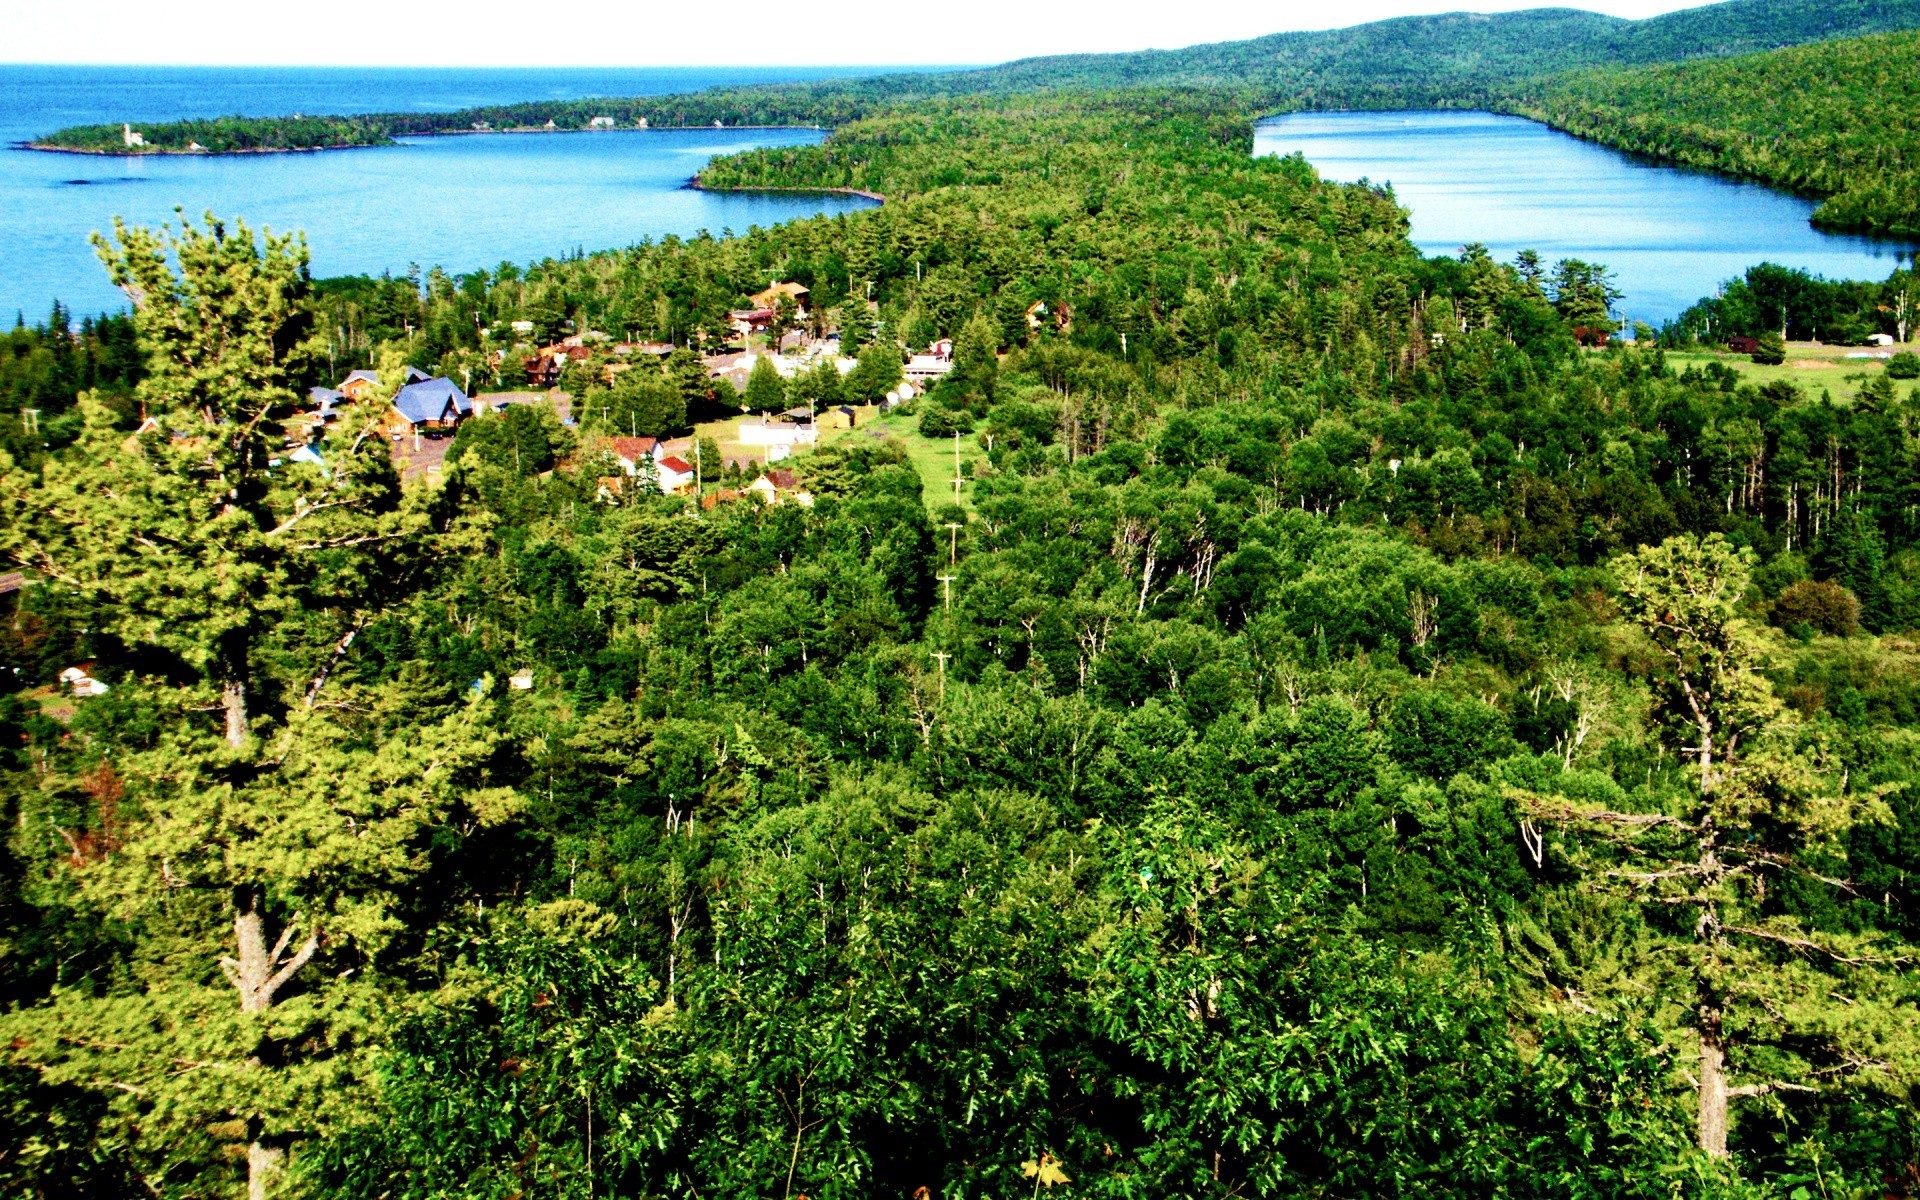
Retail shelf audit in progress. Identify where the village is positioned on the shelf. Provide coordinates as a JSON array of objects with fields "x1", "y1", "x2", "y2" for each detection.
[{"x1": 287, "y1": 278, "x2": 994, "y2": 507}]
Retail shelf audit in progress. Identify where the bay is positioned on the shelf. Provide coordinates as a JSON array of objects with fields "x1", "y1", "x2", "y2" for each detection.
[
  {"x1": 0, "y1": 66, "x2": 917, "y2": 317},
  {"x1": 1256, "y1": 110, "x2": 1918, "y2": 324}
]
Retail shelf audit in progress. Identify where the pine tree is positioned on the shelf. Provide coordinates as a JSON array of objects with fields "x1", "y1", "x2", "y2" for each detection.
[
  {"x1": 743, "y1": 353, "x2": 786, "y2": 413},
  {"x1": 1518, "y1": 535, "x2": 1916, "y2": 1160},
  {"x1": 0, "y1": 214, "x2": 492, "y2": 1198}
]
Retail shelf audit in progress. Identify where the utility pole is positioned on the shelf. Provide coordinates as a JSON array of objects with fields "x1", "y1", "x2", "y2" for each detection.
[
  {"x1": 931, "y1": 650, "x2": 950, "y2": 698},
  {"x1": 936, "y1": 572, "x2": 955, "y2": 612},
  {"x1": 950, "y1": 431, "x2": 964, "y2": 506},
  {"x1": 20, "y1": 409, "x2": 39, "y2": 433},
  {"x1": 943, "y1": 521, "x2": 962, "y2": 566}
]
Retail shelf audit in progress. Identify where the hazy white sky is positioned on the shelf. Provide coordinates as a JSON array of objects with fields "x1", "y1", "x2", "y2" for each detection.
[{"x1": 0, "y1": 0, "x2": 1717, "y2": 66}]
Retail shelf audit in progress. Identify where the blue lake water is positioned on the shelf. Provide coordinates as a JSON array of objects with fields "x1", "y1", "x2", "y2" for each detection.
[
  {"x1": 1256, "y1": 110, "x2": 1918, "y2": 324},
  {"x1": 6, "y1": 76, "x2": 1914, "y2": 324},
  {"x1": 0, "y1": 66, "x2": 914, "y2": 316}
]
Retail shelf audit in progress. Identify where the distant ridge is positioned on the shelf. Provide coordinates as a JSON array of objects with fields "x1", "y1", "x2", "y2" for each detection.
[
  {"x1": 965, "y1": 0, "x2": 1920, "y2": 100},
  {"x1": 34, "y1": 0, "x2": 1920, "y2": 152}
]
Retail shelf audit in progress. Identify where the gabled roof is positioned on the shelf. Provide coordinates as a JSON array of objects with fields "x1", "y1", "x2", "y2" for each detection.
[
  {"x1": 659, "y1": 455, "x2": 694, "y2": 475},
  {"x1": 763, "y1": 469, "x2": 800, "y2": 489},
  {"x1": 608, "y1": 436, "x2": 660, "y2": 462},
  {"x1": 752, "y1": 281, "x2": 810, "y2": 308},
  {"x1": 392, "y1": 377, "x2": 473, "y2": 425},
  {"x1": 341, "y1": 366, "x2": 429, "y2": 389},
  {"x1": 309, "y1": 386, "x2": 345, "y2": 405}
]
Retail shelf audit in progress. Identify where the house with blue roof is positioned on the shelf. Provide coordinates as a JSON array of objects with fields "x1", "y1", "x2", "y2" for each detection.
[{"x1": 389, "y1": 376, "x2": 473, "y2": 435}]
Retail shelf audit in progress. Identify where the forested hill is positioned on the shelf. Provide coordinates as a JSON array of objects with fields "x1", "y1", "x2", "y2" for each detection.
[
  {"x1": 975, "y1": 0, "x2": 1920, "y2": 97},
  {"x1": 34, "y1": 0, "x2": 1920, "y2": 152},
  {"x1": 1509, "y1": 28, "x2": 1920, "y2": 238}
]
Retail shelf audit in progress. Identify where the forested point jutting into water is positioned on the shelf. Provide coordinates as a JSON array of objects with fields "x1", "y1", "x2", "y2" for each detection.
[{"x1": 3, "y1": 4, "x2": 1920, "y2": 1199}]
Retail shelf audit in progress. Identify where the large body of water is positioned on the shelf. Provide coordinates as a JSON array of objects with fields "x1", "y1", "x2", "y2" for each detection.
[
  {"x1": 5, "y1": 75, "x2": 1914, "y2": 324},
  {"x1": 0, "y1": 66, "x2": 913, "y2": 316},
  {"x1": 1256, "y1": 110, "x2": 1916, "y2": 324}
]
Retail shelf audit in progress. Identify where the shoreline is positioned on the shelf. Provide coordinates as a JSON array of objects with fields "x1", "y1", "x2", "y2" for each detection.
[
  {"x1": 687, "y1": 178, "x2": 884, "y2": 204},
  {"x1": 22, "y1": 123, "x2": 831, "y2": 158}
]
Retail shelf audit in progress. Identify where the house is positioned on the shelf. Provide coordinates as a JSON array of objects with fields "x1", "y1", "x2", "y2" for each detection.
[
  {"x1": 751, "y1": 281, "x2": 810, "y2": 315},
  {"x1": 526, "y1": 337, "x2": 608, "y2": 388},
  {"x1": 1572, "y1": 326, "x2": 1610, "y2": 348},
  {"x1": 657, "y1": 455, "x2": 696, "y2": 494},
  {"x1": 390, "y1": 377, "x2": 473, "y2": 433},
  {"x1": 905, "y1": 353, "x2": 953, "y2": 381},
  {"x1": 729, "y1": 308, "x2": 776, "y2": 338},
  {"x1": 588, "y1": 116, "x2": 617, "y2": 129},
  {"x1": 1727, "y1": 336, "x2": 1761, "y2": 355},
  {"x1": 509, "y1": 669, "x2": 534, "y2": 690},
  {"x1": 337, "y1": 366, "x2": 429, "y2": 400},
  {"x1": 928, "y1": 338, "x2": 954, "y2": 361},
  {"x1": 595, "y1": 475, "x2": 627, "y2": 502},
  {"x1": 748, "y1": 468, "x2": 813, "y2": 507},
  {"x1": 59, "y1": 664, "x2": 108, "y2": 697},
  {"x1": 737, "y1": 414, "x2": 818, "y2": 449},
  {"x1": 1025, "y1": 300, "x2": 1072, "y2": 333},
  {"x1": 607, "y1": 436, "x2": 665, "y2": 474}
]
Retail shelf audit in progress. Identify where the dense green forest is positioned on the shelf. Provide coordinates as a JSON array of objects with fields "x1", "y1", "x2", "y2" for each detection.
[
  {"x1": 1511, "y1": 29, "x2": 1920, "y2": 238},
  {"x1": 2, "y1": 83, "x2": 1918, "y2": 1199}
]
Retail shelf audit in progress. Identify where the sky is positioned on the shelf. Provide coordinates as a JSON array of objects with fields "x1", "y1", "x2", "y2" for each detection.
[{"x1": 0, "y1": 0, "x2": 1721, "y2": 67}]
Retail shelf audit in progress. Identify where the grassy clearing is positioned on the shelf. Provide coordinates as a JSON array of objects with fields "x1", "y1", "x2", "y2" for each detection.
[
  {"x1": 1661, "y1": 346, "x2": 1914, "y2": 402},
  {"x1": 821, "y1": 407, "x2": 989, "y2": 513},
  {"x1": 688, "y1": 403, "x2": 989, "y2": 513}
]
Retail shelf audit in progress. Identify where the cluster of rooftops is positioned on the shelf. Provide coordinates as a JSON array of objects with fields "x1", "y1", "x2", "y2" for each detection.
[{"x1": 309, "y1": 366, "x2": 474, "y2": 431}]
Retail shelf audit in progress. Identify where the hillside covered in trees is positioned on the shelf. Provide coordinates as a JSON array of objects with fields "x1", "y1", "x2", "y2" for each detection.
[
  {"x1": 3, "y1": 82, "x2": 1919, "y2": 1199},
  {"x1": 33, "y1": 0, "x2": 1920, "y2": 154},
  {"x1": 1509, "y1": 28, "x2": 1920, "y2": 238}
]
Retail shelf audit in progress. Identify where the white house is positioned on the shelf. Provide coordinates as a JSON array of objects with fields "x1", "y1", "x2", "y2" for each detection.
[
  {"x1": 658, "y1": 455, "x2": 696, "y2": 494},
  {"x1": 737, "y1": 416, "x2": 818, "y2": 448},
  {"x1": 905, "y1": 354, "x2": 953, "y2": 381},
  {"x1": 59, "y1": 665, "x2": 108, "y2": 697}
]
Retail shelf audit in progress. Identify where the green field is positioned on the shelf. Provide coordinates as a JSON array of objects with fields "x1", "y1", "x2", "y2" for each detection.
[
  {"x1": 1662, "y1": 346, "x2": 1913, "y2": 401},
  {"x1": 821, "y1": 406, "x2": 989, "y2": 513},
  {"x1": 692, "y1": 402, "x2": 990, "y2": 513}
]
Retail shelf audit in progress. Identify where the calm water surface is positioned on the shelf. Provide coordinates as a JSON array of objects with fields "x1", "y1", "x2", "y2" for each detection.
[
  {"x1": 1257, "y1": 110, "x2": 1917, "y2": 323},
  {"x1": 0, "y1": 66, "x2": 916, "y2": 316}
]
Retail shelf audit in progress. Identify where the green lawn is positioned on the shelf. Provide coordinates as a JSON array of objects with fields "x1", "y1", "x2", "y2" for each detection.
[
  {"x1": 690, "y1": 403, "x2": 989, "y2": 514},
  {"x1": 1661, "y1": 347, "x2": 1912, "y2": 402},
  {"x1": 822, "y1": 407, "x2": 988, "y2": 514}
]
